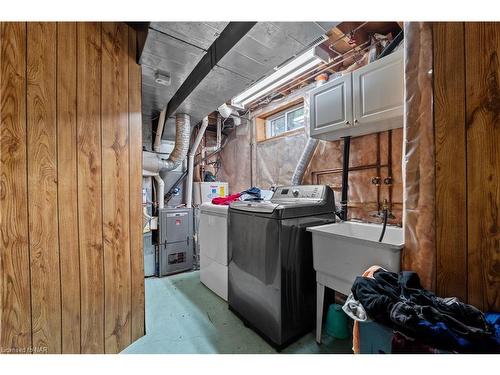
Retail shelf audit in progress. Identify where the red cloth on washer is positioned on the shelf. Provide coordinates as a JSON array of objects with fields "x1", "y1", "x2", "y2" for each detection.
[{"x1": 211, "y1": 192, "x2": 242, "y2": 205}]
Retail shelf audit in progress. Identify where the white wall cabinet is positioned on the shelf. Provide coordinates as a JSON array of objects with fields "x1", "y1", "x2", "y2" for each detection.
[
  {"x1": 309, "y1": 48, "x2": 403, "y2": 141},
  {"x1": 309, "y1": 73, "x2": 353, "y2": 138}
]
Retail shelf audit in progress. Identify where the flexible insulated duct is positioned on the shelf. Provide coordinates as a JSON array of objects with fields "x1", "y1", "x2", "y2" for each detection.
[
  {"x1": 143, "y1": 113, "x2": 192, "y2": 175},
  {"x1": 291, "y1": 92, "x2": 317, "y2": 185},
  {"x1": 161, "y1": 113, "x2": 191, "y2": 171},
  {"x1": 291, "y1": 137, "x2": 318, "y2": 185},
  {"x1": 143, "y1": 113, "x2": 192, "y2": 209}
]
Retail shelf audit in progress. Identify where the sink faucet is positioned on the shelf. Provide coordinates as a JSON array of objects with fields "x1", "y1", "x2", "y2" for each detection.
[{"x1": 370, "y1": 198, "x2": 395, "y2": 220}]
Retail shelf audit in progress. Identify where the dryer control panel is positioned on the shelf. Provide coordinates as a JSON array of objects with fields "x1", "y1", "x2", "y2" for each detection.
[{"x1": 272, "y1": 185, "x2": 326, "y2": 201}]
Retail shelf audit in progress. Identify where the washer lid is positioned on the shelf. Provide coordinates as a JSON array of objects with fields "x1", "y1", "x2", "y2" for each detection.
[
  {"x1": 200, "y1": 202, "x2": 229, "y2": 216},
  {"x1": 229, "y1": 200, "x2": 279, "y2": 214}
]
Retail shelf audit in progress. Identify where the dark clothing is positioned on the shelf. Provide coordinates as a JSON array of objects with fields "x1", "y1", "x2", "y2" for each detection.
[
  {"x1": 391, "y1": 331, "x2": 440, "y2": 354},
  {"x1": 241, "y1": 187, "x2": 261, "y2": 197},
  {"x1": 352, "y1": 270, "x2": 500, "y2": 353},
  {"x1": 486, "y1": 312, "x2": 500, "y2": 346}
]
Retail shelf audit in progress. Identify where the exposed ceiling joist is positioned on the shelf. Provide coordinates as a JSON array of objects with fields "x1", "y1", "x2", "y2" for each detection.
[{"x1": 165, "y1": 22, "x2": 257, "y2": 120}]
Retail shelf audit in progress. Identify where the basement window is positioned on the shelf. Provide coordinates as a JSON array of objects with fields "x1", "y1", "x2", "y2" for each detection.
[{"x1": 265, "y1": 105, "x2": 305, "y2": 138}]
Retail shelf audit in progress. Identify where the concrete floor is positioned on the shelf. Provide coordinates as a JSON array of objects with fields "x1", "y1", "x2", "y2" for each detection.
[{"x1": 122, "y1": 271, "x2": 353, "y2": 354}]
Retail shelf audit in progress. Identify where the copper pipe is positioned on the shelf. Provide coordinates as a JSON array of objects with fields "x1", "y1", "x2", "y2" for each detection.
[
  {"x1": 248, "y1": 39, "x2": 383, "y2": 111},
  {"x1": 279, "y1": 39, "x2": 372, "y2": 94},
  {"x1": 387, "y1": 130, "x2": 393, "y2": 212},
  {"x1": 328, "y1": 22, "x2": 369, "y2": 52}
]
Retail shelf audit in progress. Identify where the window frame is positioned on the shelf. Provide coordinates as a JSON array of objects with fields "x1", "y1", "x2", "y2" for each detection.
[{"x1": 265, "y1": 104, "x2": 305, "y2": 139}]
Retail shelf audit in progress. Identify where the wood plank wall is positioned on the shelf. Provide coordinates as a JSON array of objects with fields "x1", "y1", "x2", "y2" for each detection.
[
  {"x1": 434, "y1": 22, "x2": 500, "y2": 312},
  {"x1": 0, "y1": 22, "x2": 144, "y2": 354}
]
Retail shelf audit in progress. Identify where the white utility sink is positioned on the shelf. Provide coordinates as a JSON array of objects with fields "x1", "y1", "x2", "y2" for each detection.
[
  {"x1": 307, "y1": 221, "x2": 404, "y2": 344},
  {"x1": 308, "y1": 221, "x2": 404, "y2": 295}
]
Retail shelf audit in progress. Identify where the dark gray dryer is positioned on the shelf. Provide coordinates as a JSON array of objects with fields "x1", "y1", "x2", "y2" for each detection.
[{"x1": 228, "y1": 185, "x2": 336, "y2": 350}]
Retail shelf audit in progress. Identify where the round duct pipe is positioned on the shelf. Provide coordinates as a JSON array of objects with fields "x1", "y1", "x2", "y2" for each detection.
[
  {"x1": 144, "y1": 113, "x2": 192, "y2": 174},
  {"x1": 161, "y1": 113, "x2": 191, "y2": 172},
  {"x1": 143, "y1": 113, "x2": 192, "y2": 210}
]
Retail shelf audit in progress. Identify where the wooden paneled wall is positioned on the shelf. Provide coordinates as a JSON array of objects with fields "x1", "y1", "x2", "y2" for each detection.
[
  {"x1": 434, "y1": 22, "x2": 500, "y2": 312},
  {"x1": 0, "y1": 22, "x2": 144, "y2": 354}
]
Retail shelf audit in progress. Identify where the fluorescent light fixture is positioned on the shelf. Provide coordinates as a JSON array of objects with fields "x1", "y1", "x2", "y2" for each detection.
[{"x1": 231, "y1": 46, "x2": 329, "y2": 108}]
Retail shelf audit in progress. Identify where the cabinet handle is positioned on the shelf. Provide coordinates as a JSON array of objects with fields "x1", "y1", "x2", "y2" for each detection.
[
  {"x1": 345, "y1": 121, "x2": 350, "y2": 126},
  {"x1": 354, "y1": 119, "x2": 359, "y2": 124}
]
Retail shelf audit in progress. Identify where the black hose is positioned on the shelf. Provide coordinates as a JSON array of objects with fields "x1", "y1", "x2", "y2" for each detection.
[
  {"x1": 340, "y1": 136, "x2": 351, "y2": 221},
  {"x1": 378, "y1": 208, "x2": 388, "y2": 242}
]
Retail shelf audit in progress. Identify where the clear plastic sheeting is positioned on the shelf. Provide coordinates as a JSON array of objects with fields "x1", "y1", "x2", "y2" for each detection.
[
  {"x1": 256, "y1": 132, "x2": 307, "y2": 189},
  {"x1": 402, "y1": 22, "x2": 436, "y2": 291},
  {"x1": 217, "y1": 120, "x2": 252, "y2": 194},
  {"x1": 218, "y1": 84, "x2": 314, "y2": 192},
  {"x1": 252, "y1": 85, "x2": 313, "y2": 189}
]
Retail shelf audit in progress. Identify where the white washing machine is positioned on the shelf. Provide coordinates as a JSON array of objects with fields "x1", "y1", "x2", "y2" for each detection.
[{"x1": 199, "y1": 202, "x2": 229, "y2": 300}]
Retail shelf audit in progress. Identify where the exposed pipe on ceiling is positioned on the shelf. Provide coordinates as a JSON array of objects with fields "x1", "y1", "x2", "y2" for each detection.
[
  {"x1": 248, "y1": 38, "x2": 387, "y2": 111},
  {"x1": 328, "y1": 22, "x2": 369, "y2": 52},
  {"x1": 277, "y1": 40, "x2": 373, "y2": 93}
]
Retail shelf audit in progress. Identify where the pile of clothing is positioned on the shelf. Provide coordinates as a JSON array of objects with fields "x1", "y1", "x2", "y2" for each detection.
[
  {"x1": 211, "y1": 187, "x2": 273, "y2": 205},
  {"x1": 343, "y1": 266, "x2": 500, "y2": 353}
]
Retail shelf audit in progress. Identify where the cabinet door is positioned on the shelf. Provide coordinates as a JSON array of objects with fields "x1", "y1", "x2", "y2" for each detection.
[
  {"x1": 309, "y1": 73, "x2": 353, "y2": 138},
  {"x1": 352, "y1": 49, "x2": 403, "y2": 127}
]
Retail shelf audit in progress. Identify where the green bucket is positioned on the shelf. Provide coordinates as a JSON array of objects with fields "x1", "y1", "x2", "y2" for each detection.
[{"x1": 325, "y1": 304, "x2": 350, "y2": 339}]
